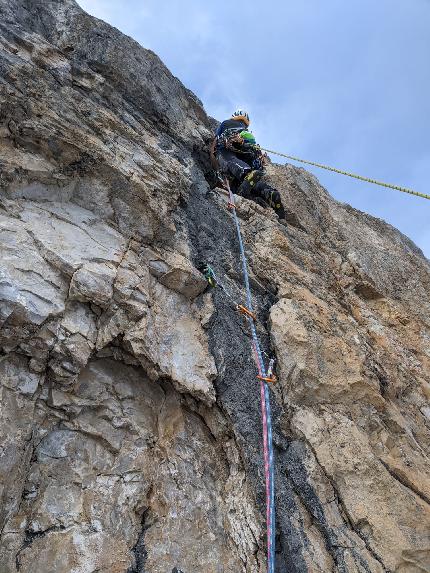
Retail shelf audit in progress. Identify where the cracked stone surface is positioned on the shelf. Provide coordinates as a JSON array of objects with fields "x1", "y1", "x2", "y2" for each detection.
[{"x1": 0, "y1": 1, "x2": 429, "y2": 572}]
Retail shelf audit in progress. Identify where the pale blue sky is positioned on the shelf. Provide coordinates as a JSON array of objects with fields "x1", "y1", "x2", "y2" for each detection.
[{"x1": 78, "y1": 0, "x2": 430, "y2": 257}]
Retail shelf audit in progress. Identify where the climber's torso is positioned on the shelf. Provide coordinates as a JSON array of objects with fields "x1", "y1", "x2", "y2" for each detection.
[{"x1": 215, "y1": 119, "x2": 260, "y2": 166}]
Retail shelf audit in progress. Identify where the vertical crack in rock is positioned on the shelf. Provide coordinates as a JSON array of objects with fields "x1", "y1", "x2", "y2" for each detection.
[
  {"x1": 127, "y1": 509, "x2": 149, "y2": 573},
  {"x1": 182, "y1": 172, "x2": 311, "y2": 572},
  {"x1": 296, "y1": 439, "x2": 392, "y2": 573},
  {"x1": 284, "y1": 441, "x2": 381, "y2": 573},
  {"x1": 379, "y1": 459, "x2": 430, "y2": 507}
]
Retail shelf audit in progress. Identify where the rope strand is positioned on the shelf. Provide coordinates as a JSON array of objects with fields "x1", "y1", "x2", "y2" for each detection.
[
  {"x1": 259, "y1": 148, "x2": 430, "y2": 201},
  {"x1": 225, "y1": 179, "x2": 276, "y2": 573}
]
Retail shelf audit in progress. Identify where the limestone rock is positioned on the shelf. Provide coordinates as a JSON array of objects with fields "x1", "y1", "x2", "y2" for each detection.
[
  {"x1": 0, "y1": 211, "x2": 66, "y2": 328},
  {"x1": 69, "y1": 262, "x2": 117, "y2": 307},
  {"x1": 0, "y1": 1, "x2": 429, "y2": 572},
  {"x1": 147, "y1": 253, "x2": 208, "y2": 299},
  {"x1": 124, "y1": 281, "x2": 217, "y2": 405}
]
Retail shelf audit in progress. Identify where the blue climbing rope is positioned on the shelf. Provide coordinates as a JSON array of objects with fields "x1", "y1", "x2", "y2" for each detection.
[{"x1": 225, "y1": 180, "x2": 276, "y2": 573}]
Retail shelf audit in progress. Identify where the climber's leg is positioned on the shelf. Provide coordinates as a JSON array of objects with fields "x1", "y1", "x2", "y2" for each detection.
[
  {"x1": 253, "y1": 197, "x2": 269, "y2": 208},
  {"x1": 236, "y1": 169, "x2": 265, "y2": 199},
  {"x1": 254, "y1": 182, "x2": 286, "y2": 219},
  {"x1": 216, "y1": 148, "x2": 251, "y2": 182}
]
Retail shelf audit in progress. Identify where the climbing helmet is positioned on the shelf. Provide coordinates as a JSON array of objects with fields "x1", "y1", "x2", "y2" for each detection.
[{"x1": 231, "y1": 109, "x2": 250, "y2": 126}]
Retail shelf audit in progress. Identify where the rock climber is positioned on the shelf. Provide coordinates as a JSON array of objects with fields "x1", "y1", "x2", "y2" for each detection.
[{"x1": 210, "y1": 109, "x2": 286, "y2": 219}]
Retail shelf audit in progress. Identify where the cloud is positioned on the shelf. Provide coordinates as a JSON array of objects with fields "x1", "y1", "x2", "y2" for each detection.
[{"x1": 76, "y1": 0, "x2": 430, "y2": 256}]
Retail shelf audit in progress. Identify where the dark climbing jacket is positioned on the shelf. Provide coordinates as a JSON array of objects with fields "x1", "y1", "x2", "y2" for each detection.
[
  {"x1": 215, "y1": 118, "x2": 248, "y2": 139},
  {"x1": 215, "y1": 119, "x2": 263, "y2": 170},
  {"x1": 213, "y1": 121, "x2": 286, "y2": 220}
]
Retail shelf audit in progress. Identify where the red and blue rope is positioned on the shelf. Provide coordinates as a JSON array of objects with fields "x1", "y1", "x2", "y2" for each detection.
[{"x1": 226, "y1": 181, "x2": 276, "y2": 573}]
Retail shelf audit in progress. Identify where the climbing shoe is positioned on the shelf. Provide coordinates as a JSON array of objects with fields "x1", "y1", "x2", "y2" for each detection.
[
  {"x1": 260, "y1": 187, "x2": 280, "y2": 207},
  {"x1": 258, "y1": 186, "x2": 286, "y2": 219},
  {"x1": 237, "y1": 169, "x2": 264, "y2": 198},
  {"x1": 275, "y1": 203, "x2": 286, "y2": 220}
]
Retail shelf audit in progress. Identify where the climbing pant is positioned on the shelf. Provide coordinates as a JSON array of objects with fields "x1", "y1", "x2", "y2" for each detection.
[
  {"x1": 236, "y1": 169, "x2": 264, "y2": 197},
  {"x1": 216, "y1": 151, "x2": 286, "y2": 220},
  {"x1": 216, "y1": 148, "x2": 252, "y2": 181},
  {"x1": 237, "y1": 172, "x2": 286, "y2": 220},
  {"x1": 257, "y1": 183, "x2": 286, "y2": 219}
]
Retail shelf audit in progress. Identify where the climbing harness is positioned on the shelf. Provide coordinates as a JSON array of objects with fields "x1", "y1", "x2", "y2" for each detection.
[
  {"x1": 258, "y1": 147, "x2": 430, "y2": 201},
  {"x1": 224, "y1": 177, "x2": 276, "y2": 573}
]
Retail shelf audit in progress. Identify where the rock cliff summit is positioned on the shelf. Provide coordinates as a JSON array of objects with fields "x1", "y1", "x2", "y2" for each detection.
[{"x1": 0, "y1": 1, "x2": 429, "y2": 572}]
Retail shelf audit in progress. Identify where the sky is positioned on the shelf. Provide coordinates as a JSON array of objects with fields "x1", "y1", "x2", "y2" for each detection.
[{"x1": 78, "y1": 0, "x2": 430, "y2": 258}]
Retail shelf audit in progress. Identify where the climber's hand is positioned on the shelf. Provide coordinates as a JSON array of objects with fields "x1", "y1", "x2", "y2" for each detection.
[{"x1": 260, "y1": 151, "x2": 269, "y2": 165}]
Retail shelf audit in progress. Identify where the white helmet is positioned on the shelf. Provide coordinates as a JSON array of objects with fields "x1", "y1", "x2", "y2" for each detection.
[{"x1": 231, "y1": 109, "x2": 250, "y2": 126}]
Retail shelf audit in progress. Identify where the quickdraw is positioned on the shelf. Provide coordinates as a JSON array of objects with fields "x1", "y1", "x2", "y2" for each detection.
[
  {"x1": 236, "y1": 304, "x2": 257, "y2": 321},
  {"x1": 257, "y1": 375, "x2": 277, "y2": 384},
  {"x1": 202, "y1": 264, "x2": 217, "y2": 288}
]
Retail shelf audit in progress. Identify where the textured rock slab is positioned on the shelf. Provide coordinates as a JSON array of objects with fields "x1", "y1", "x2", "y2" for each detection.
[
  {"x1": 1, "y1": 359, "x2": 259, "y2": 573},
  {"x1": 292, "y1": 408, "x2": 430, "y2": 571},
  {"x1": 270, "y1": 295, "x2": 385, "y2": 408},
  {"x1": 145, "y1": 248, "x2": 208, "y2": 299},
  {"x1": 19, "y1": 202, "x2": 126, "y2": 275},
  {"x1": 125, "y1": 282, "x2": 217, "y2": 405},
  {"x1": 1, "y1": 0, "x2": 430, "y2": 571},
  {"x1": 0, "y1": 212, "x2": 66, "y2": 327}
]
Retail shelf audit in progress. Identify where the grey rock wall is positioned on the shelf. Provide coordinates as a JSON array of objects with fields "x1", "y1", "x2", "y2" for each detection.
[{"x1": 0, "y1": 1, "x2": 429, "y2": 572}]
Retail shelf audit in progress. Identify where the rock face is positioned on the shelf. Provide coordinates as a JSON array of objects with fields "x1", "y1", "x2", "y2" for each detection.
[{"x1": 0, "y1": 1, "x2": 429, "y2": 572}]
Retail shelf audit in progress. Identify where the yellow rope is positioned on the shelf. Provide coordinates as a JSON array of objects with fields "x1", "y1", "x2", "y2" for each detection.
[{"x1": 260, "y1": 148, "x2": 430, "y2": 201}]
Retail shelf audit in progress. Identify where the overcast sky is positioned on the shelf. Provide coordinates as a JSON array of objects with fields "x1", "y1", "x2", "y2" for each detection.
[{"x1": 78, "y1": 0, "x2": 430, "y2": 257}]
